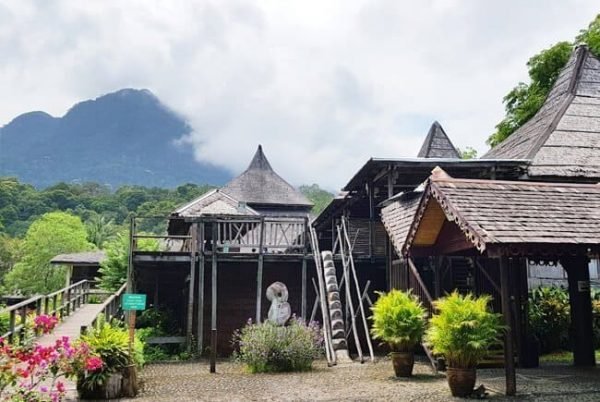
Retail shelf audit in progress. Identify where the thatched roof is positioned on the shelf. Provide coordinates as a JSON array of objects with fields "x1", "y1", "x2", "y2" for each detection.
[
  {"x1": 397, "y1": 168, "x2": 600, "y2": 256},
  {"x1": 50, "y1": 251, "x2": 106, "y2": 266},
  {"x1": 172, "y1": 189, "x2": 259, "y2": 217},
  {"x1": 380, "y1": 191, "x2": 423, "y2": 254},
  {"x1": 221, "y1": 145, "x2": 313, "y2": 208},
  {"x1": 484, "y1": 45, "x2": 600, "y2": 179},
  {"x1": 417, "y1": 121, "x2": 460, "y2": 158}
]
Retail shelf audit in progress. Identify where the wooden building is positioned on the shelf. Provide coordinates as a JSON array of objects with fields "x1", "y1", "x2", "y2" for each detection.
[
  {"x1": 314, "y1": 45, "x2": 600, "y2": 395},
  {"x1": 130, "y1": 145, "x2": 316, "y2": 358},
  {"x1": 50, "y1": 251, "x2": 106, "y2": 286}
]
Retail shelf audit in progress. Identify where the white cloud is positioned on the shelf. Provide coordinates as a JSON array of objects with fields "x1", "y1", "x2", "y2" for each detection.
[{"x1": 0, "y1": 0, "x2": 598, "y2": 190}]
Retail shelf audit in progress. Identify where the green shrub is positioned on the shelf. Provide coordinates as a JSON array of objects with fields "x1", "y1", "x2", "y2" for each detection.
[
  {"x1": 425, "y1": 291, "x2": 503, "y2": 369},
  {"x1": 529, "y1": 286, "x2": 570, "y2": 353},
  {"x1": 232, "y1": 318, "x2": 323, "y2": 373},
  {"x1": 370, "y1": 290, "x2": 427, "y2": 352}
]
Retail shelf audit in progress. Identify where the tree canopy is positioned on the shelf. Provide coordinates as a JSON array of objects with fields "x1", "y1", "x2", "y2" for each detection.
[
  {"x1": 4, "y1": 212, "x2": 94, "y2": 295},
  {"x1": 488, "y1": 14, "x2": 600, "y2": 148}
]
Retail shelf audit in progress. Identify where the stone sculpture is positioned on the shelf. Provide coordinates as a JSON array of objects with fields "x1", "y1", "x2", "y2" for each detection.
[{"x1": 266, "y1": 281, "x2": 292, "y2": 325}]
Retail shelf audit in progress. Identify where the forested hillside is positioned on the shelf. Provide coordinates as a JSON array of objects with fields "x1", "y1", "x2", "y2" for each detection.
[{"x1": 0, "y1": 88, "x2": 231, "y2": 188}]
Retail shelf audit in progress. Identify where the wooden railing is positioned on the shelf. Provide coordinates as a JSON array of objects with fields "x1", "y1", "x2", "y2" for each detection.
[
  {"x1": 214, "y1": 216, "x2": 308, "y2": 254},
  {"x1": 80, "y1": 283, "x2": 128, "y2": 334},
  {"x1": 1, "y1": 280, "x2": 93, "y2": 344}
]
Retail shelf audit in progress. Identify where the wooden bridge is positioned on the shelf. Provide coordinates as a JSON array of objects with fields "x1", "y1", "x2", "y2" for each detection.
[{"x1": 1, "y1": 280, "x2": 127, "y2": 345}]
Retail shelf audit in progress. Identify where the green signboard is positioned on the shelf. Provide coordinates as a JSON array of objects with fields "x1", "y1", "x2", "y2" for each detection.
[{"x1": 122, "y1": 293, "x2": 147, "y2": 311}]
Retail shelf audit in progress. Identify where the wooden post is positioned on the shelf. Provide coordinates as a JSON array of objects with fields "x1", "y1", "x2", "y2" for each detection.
[
  {"x1": 210, "y1": 222, "x2": 218, "y2": 373},
  {"x1": 127, "y1": 217, "x2": 135, "y2": 293},
  {"x1": 500, "y1": 256, "x2": 516, "y2": 396},
  {"x1": 186, "y1": 223, "x2": 197, "y2": 352},
  {"x1": 368, "y1": 181, "x2": 375, "y2": 258},
  {"x1": 197, "y1": 221, "x2": 205, "y2": 355},
  {"x1": 386, "y1": 169, "x2": 393, "y2": 290},
  {"x1": 301, "y1": 217, "x2": 308, "y2": 319},
  {"x1": 256, "y1": 217, "x2": 265, "y2": 323},
  {"x1": 562, "y1": 255, "x2": 595, "y2": 367}
]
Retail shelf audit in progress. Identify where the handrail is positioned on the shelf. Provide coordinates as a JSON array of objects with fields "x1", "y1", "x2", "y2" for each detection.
[
  {"x1": 81, "y1": 283, "x2": 127, "y2": 334},
  {"x1": 1, "y1": 279, "x2": 94, "y2": 343}
]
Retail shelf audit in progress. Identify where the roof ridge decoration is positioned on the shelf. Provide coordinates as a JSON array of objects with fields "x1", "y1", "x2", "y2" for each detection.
[
  {"x1": 417, "y1": 121, "x2": 460, "y2": 159},
  {"x1": 483, "y1": 45, "x2": 600, "y2": 179},
  {"x1": 221, "y1": 145, "x2": 313, "y2": 207}
]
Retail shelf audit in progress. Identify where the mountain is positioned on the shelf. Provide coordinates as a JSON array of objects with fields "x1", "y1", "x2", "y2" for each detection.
[{"x1": 0, "y1": 89, "x2": 231, "y2": 188}]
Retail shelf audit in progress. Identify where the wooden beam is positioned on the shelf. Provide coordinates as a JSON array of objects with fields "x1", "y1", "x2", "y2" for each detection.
[
  {"x1": 197, "y1": 222, "x2": 205, "y2": 355},
  {"x1": 500, "y1": 256, "x2": 516, "y2": 396},
  {"x1": 210, "y1": 223, "x2": 218, "y2": 373},
  {"x1": 562, "y1": 255, "x2": 596, "y2": 367},
  {"x1": 186, "y1": 223, "x2": 197, "y2": 352},
  {"x1": 256, "y1": 217, "x2": 265, "y2": 323},
  {"x1": 368, "y1": 181, "x2": 375, "y2": 258}
]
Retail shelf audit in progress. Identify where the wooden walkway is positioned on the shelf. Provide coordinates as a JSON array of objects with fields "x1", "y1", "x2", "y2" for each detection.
[{"x1": 37, "y1": 303, "x2": 108, "y2": 347}]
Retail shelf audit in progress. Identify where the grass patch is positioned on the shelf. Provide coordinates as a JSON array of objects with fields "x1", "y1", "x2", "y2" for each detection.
[{"x1": 540, "y1": 350, "x2": 600, "y2": 364}]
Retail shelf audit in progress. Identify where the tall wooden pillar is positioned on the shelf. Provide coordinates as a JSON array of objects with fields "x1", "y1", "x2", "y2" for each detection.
[
  {"x1": 210, "y1": 222, "x2": 218, "y2": 373},
  {"x1": 256, "y1": 217, "x2": 265, "y2": 323},
  {"x1": 368, "y1": 181, "x2": 375, "y2": 259},
  {"x1": 197, "y1": 222, "x2": 205, "y2": 355},
  {"x1": 562, "y1": 255, "x2": 595, "y2": 367},
  {"x1": 186, "y1": 223, "x2": 197, "y2": 351},
  {"x1": 499, "y1": 256, "x2": 516, "y2": 396}
]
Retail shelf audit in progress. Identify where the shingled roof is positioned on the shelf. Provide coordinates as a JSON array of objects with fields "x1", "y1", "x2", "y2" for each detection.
[
  {"x1": 221, "y1": 145, "x2": 313, "y2": 208},
  {"x1": 483, "y1": 45, "x2": 600, "y2": 179},
  {"x1": 171, "y1": 189, "x2": 259, "y2": 217},
  {"x1": 50, "y1": 251, "x2": 106, "y2": 266},
  {"x1": 417, "y1": 121, "x2": 460, "y2": 158},
  {"x1": 400, "y1": 168, "x2": 600, "y2": 256},
  {"x1": 380, "y1": 191, "x2": 423, "y2": 254}
]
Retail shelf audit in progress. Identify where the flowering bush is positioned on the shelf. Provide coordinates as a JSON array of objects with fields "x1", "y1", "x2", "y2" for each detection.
[
  {"x1": 0, "y1": 336, "x2": 102, "y2": 401},
  {"x1": 232, "y1": 317, "x2": 323, "y2": 373},
  {"x1": 34, "y1": 314, "x2": 60, "y2": 335}
]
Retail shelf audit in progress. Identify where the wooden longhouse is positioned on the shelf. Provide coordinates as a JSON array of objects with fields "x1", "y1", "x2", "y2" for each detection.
[
  {"x1": 314, "y1": 45, "x2": 600, "y2": 395},
  {"x1": 130, "y1": 145, "x2": 316, "y2": 362}
]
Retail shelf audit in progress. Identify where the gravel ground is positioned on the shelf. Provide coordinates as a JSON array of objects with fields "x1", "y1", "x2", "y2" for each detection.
[{"x1": 131, "y1": 357, "x2": 600, "y2": 401}]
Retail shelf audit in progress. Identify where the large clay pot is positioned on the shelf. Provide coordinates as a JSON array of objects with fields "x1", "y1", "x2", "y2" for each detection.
[
  {"x1": 446, "y1": 367, "x2": 476, "y2": 397},
  {"x1": 390, "y1": 351, "x2": 415, "y2": 377}
]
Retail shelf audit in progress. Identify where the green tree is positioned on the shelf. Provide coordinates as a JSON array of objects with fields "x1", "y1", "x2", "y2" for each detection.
[
  {"x1": 98, "y1": 232, "x2": 159, "y2": 291},
  {"x1": 0, "y1": 234, "x2": 22, "y2": 291},
  {"x1": 4, "y1": 212, "x2": 94, "y2": 295},
  {"x1": 85, "y1": 213, "x2": 118, "y2": 248},
  {"x1": 457, "y1": 147, "x2": 478, "y2": 159},
  {"x1": 299, "y1": 184, "x2": 334, "y2": 215},
  {"x1": 488, "y1": 14, "x2": 600, "y2": 147}
]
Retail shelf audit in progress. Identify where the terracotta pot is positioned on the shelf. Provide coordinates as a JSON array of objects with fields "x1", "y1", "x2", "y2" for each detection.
[
  {"x1": 446, "y1": 367, "x2": 476, "y2": 397},
  {"x1": 390, "y1": 351, "x2": 415, "y2": 377},
  {"x1": 77, "y1": 372, "x2": 123, "y2": 400}
]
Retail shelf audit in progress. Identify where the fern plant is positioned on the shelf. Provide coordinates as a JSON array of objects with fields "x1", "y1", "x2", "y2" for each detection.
[
  {"x1": 425, "y1": 291, "x2": 503, "y2": 368},
  {"x1": 370, "y1": 290, "x2": 427, "y2": 352}
]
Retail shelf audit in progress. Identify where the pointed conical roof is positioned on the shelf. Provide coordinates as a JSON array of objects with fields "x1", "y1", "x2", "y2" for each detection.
[
  {"x1": 417, "y1": 121, "x2": 460, "y2": 158},
  {"x1": 484, "y1": 45, "x2": 600, "y2": 178},
  {"x1": 221, "y1": 145, "x2": 313, "y2": 207}
]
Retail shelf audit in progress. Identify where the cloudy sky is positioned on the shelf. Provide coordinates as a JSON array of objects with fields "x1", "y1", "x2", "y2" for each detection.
[{"x1": 1, "y1": 1, "x2": 599, "y2": 190}]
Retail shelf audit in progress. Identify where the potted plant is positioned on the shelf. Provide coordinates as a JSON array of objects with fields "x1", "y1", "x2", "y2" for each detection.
[
  {"x1": 370, "y1": 290, "x2": 426, "y2": 377},
  {"x1": 77, "y1": 319, "x2": 144, "y2": 399},
  {"x1": 425, "y1": 291, "x2": 503, "y2": 397}
]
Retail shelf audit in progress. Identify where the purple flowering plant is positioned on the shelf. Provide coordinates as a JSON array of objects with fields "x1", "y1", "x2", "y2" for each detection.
[{"x1": 232, "y1": 316, "x2": 323, "y2": 373}]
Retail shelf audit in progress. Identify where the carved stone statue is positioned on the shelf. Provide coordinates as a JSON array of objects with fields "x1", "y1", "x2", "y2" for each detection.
[{"x1": 266, "y1": 282, "x2": 291, "y2": 325}]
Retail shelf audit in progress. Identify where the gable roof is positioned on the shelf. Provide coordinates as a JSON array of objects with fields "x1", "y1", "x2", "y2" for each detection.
[
  {"x1": 483, "y1": 45, "x2": 600, "y2": 179},
  {"x1": 380, "y1": 191, "x2": 423, "y2": 255},
  {"x1": 401, "y1": 168, "x2": 600, "y2": 255},
  {"x1": 172, "y1": 189, "x2": 259, "y2": 217},
  {"x1": 50, "y1": 251, "x2": 106, "y2": 266},
  {"x1": 221, "y1": 145, "x2": 313, "y2": 208},
  {"x1": 417, "y1": 121, "x2": 460, "y2": 158}
]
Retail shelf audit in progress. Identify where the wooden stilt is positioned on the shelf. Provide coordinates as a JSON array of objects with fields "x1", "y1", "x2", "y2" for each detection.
[
  {"x1": 197, "y1": 222, "x2": 205, "y2": 355},
  {"x1": 301, "y1": 258, "x2": 307, "y2": 319},
  {"x1": 500, "y1": 256, "x2": 516, "y2": 396},
  {"x1": 210, "y1": 222, "x2": 218, "y2": 373},
  {"x1": 186, "y1": 224, "x2": 197, "y2": 352},
  {"x1": 256, "y1": 217, "x2": 265, "y2": 323},
  {"x1": 562, "y1": 255, "x2": 595, "y2": 367}
]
